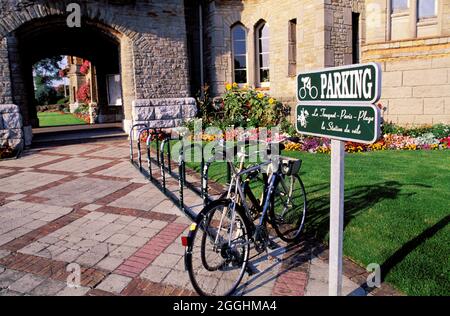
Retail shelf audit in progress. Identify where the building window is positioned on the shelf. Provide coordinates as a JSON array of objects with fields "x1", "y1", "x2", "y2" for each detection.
[
  {"x1": 256, "y1": 22, "x2": 270, "y2": 86},
  {"x1": 231, "y1": 25, "x2": 247, "y2": 84},
  {"x1": 418, "y1": 0, "x2": 437, "y2": 19},
  {"x1": 391, "y1": 0, "x2": 409, "y2": 13},
  {"x1": 288, "y1": 19, "x2": 297, "y2": 77}
]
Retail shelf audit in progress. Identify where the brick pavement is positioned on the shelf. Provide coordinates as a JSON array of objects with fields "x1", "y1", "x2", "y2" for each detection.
[{"x1": 0, "y1": 139, "x2": 401, "y2": 296}]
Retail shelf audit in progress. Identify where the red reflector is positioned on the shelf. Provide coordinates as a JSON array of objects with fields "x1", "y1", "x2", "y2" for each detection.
[{"x1": 181, "y1": 236, "x2": 189, "y2": 247}]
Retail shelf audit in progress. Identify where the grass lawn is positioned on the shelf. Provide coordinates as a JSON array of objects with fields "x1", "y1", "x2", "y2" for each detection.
[
  {"x1": 37, "y1": 112, "x2": 87, "y2": 127},
  {"x1": 183, "y1": 148, "x2": 449, "y2": 296}
]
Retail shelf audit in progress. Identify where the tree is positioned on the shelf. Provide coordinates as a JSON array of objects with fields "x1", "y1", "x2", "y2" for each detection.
[
  {"x1": 33, "y1": 56, "x2": 64, "y2": 105},
  {"x1": 33, "y1": 56, "x2": 63, "y2": 84}
]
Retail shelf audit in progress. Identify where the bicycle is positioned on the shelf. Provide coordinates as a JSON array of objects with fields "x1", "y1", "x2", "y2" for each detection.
[{"x1": 184, "y1": 143, "x2": 307, "y2": 296}]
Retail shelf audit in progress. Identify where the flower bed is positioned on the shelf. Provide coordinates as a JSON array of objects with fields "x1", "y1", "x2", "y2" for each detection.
[
  {"x1": 191, "y1": 125, "x2": 449, "y2": 154},
  {"x1": 187, "y1": 84, "x2": 449, "y2": 154},
  {"x1": 283, "y1": 129, "x2": 450, "y2": 154}
]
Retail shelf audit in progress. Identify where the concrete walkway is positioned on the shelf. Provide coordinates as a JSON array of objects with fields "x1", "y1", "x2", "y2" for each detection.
[{"x1": 0, "y1": 138, "x2": 397, "y2": 296}]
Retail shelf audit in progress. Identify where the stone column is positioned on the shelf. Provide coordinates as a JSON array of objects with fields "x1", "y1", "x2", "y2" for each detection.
[
  {"x1": 0, "y1": 104, "x2": 24, "y2": 153},
  {"x1": 247, "y1": 28, "x2": 256, "y2": 87},
  {"x1": 410, "y1": 0, "x2": 418, "y2": 38}
]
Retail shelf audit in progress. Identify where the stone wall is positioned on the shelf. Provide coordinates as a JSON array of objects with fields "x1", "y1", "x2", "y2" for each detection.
[
  {"x1": 362, "y1": 0, "x2": 450, "y2": 125},
  {"x1": 132, "y1": 98, "x2": 197, "y2": 129},
  {"x1": 362, "y1": 38, "x2": 450, "y2": 125},
  {"x1": 0, "y1": 0, "x2": 197, "y2": 139},
  {"x1": 325, "y1": 0, "x2": 365, "y2": 67},
  {"x1": 0, "y1": 38, "x2": 12, "y2": 105},
  {"x1": 0, "y1": 104, "x2": 23, "y2": 151},
  {"x1": 204, "y1": 0, "x2": 328, "y2": 117}
]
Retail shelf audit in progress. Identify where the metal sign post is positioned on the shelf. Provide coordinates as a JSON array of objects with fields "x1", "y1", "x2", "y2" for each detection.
[
  {"x1": 329, "y1": 139, "x2": 345, "y2": 296},
  {"x1": 296, "y1": 63, "x2": 382, "y2": 296}
]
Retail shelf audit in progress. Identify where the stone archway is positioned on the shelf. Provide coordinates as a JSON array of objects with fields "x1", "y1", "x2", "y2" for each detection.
[
  {"x1": 0, "y1": 0, "x2": 197, "y2": 151},
  {"x1": 12, "y1": 16, "x2": 131, "y2": 130}
]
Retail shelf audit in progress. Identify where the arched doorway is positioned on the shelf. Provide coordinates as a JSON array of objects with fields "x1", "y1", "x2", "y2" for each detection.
[
  {"x1": 10, "y1": 16, "x2": 131, "y2": 133},
  {"x1": 0, "y1": 1, "x2": 197, "y2": 153}
]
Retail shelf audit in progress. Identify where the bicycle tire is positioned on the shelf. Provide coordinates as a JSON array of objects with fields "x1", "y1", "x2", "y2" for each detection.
[
  {"x1": 269, "y1": 174, "x2": 307, "y2": 242},
  {"x1": 185, "y1": 199, "x2": 251, "y2": 296}
]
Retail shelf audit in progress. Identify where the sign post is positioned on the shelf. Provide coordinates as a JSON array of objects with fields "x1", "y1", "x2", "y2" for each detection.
[
  {"x1": 329, "y1": 139, "x2": 345, "y2": 296},
  {"x1": 296, "y1": 63, "x2": 382, "y2": 296}
]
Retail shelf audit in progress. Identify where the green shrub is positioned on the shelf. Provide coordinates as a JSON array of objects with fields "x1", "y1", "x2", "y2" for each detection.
[
  {"x1": 74, "y1": 104, "x2": 89, "y2": 114},
  {"x1": 56, "y1": 97, "x2": 69, "y2": 105},
  {"x1": 221, "y1": 84, "x2": 290, "y2": 128},
  {"x1": 382, "y1": 122, "x2": 450, "y2": 139}
]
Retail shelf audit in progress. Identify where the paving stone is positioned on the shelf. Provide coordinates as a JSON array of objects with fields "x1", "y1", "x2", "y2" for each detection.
[
  {"x1": 0, "y1": 154, "x2": 64, "y2": 168},
  {"x1": 123, "y1": 236, "x2": 148, "y2": 248},
  {"x1": 19, "y1": 242, "x2": 49, "y2": 256},
  {"x1": 0, "y1": 269, "x2": 25, "y2": 289},
  {"x1": 29, "y1": 279, "x2": 66, "y2": 296},
  {"x1": 6, "y1": 194, "x2": 26, "y2": 201},
  {"x1": 56, "y1": 286, "x2": 90, "y2": 296},
  {"x1": 0, "y1": 289, "x2": 22, "y2": 296},
  {"x1": 40, "y1": 157, "x2": 112, "y2": 173},
  {"x1": 96, "y1": 257, "x2": 124, "y2": 271},
  {"x1": 164, "y1": 243, "x2": 185, "y2": 256},
  {"x1": 75, "y1": 251, "x2": 107, "y2": 267},
  {"x1": 110, "y1": 245, "x2": 138, "y2": 260},
  {"x1": 147, "y1": 220, "x2": 168, "y2": 230},
  {"x1": 35, "y1": 178, "x2": 129, "y2": 206},
  {"x1": 107, "y1": 234, "x2": 132, "y2": 245},
  {"x1": 108, "y1": 184, "x2": 166, "y2": 211},
  {"x1": 8, "y1": 274, "x2": 45, "y2": 293},
  {"x1": 135, "y1": 227, "x2": 159, "y2": 239},
  {"x1": 0, "y1": 250, "x2": 11, "y2": 259},
  {"x1": 44, "y1": 144, "x2": 98, "y2": 155},
  {"x1": 82, "y1": 204, "x2": 102, "y2": 211},
  {"x1": 94, "y1": 161, "x2": 142, "y2": 178},
  {"x1": 54, "y1": 249, "x2": 83, "y2": 262},
  {"x1": 152, "y1": 253, "x2": 182, "y2": 269},
  {"x1": 141, "y1": 265, "x2": 171, "y2": 283},
  {"x1": 96, "y1": 274, "x2": 132, "y2": 294},
  {"x1": 162, "y1": 269, "x2": 190, "y2": 288},
  {"x1": 0, "y1": 172, "x2": 66, "y2": 193}
]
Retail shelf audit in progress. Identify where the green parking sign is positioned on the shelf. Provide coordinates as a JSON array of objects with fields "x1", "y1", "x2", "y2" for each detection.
[
  {"x1": 297, "y1": 63, "x2": 381, "y2": 104},
  {"x1": 296, "y1": 104, "x2": 381, "y2": 144}
]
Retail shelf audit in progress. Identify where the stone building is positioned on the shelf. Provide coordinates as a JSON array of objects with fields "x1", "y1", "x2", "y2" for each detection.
[{"x1": 0, "y1": 0, "x2": 449, "y2": 151}]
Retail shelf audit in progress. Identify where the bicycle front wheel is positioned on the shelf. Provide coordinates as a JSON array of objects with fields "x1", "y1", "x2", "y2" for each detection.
[
  {"x1": 185, "y1": 199, "x2": 251, "y2": 296},
  {"x1": 270, "y1": 174, "x2": 307, "y2": 242}
]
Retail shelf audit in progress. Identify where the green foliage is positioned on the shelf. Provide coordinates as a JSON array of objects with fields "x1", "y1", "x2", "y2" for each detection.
[
  {"x1": 189, "y1": 84, "x2": 292, "y2": 132},
  {"x1": 383, "y1": 122, "x2": 450, "y2": 139},
  {"x1": 56, "y1": 96, "x2": 69, "y2": 105},
  {"x1": 33, "y1": 56, "x2": 65, "y2": 106},
  {"x1": 35, "y1": 83, "x2": 57, "y2": 105},
  {"x1": 33, "y1": 56, "x2": 64, "y2": 85},
  {"x1": 74, "y1": 104, "x2": 89, "y2": 114}
]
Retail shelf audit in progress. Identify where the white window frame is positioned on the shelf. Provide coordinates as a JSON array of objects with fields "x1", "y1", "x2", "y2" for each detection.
[
  {"x1": 256, "y1": 22, "x2": 270, "y2": 88},
  {"x1": 231, "y1": 24, "x2": 248, "y2": 86}
]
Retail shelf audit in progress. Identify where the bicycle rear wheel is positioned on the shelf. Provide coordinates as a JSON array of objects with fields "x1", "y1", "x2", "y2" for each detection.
[
  {"x1": 269, "y1": 174, "x2": 307, "y2": 242},
  {"x1": 185, "y1": 199, "x2": 250, "y2": 296}
]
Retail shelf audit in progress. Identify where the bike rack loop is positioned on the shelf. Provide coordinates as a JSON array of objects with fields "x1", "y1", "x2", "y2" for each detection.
[
  {"x1": 129, "y1": 123, "x2": 149, "y2": 168},
  {"x1": 130, "y1": 129, "x2": 220, "y2": 223}
]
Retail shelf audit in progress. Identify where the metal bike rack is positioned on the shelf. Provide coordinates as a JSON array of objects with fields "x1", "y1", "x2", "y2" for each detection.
[{"x1": 129, "y1": 125, "x2": 218, "y2": 223}]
